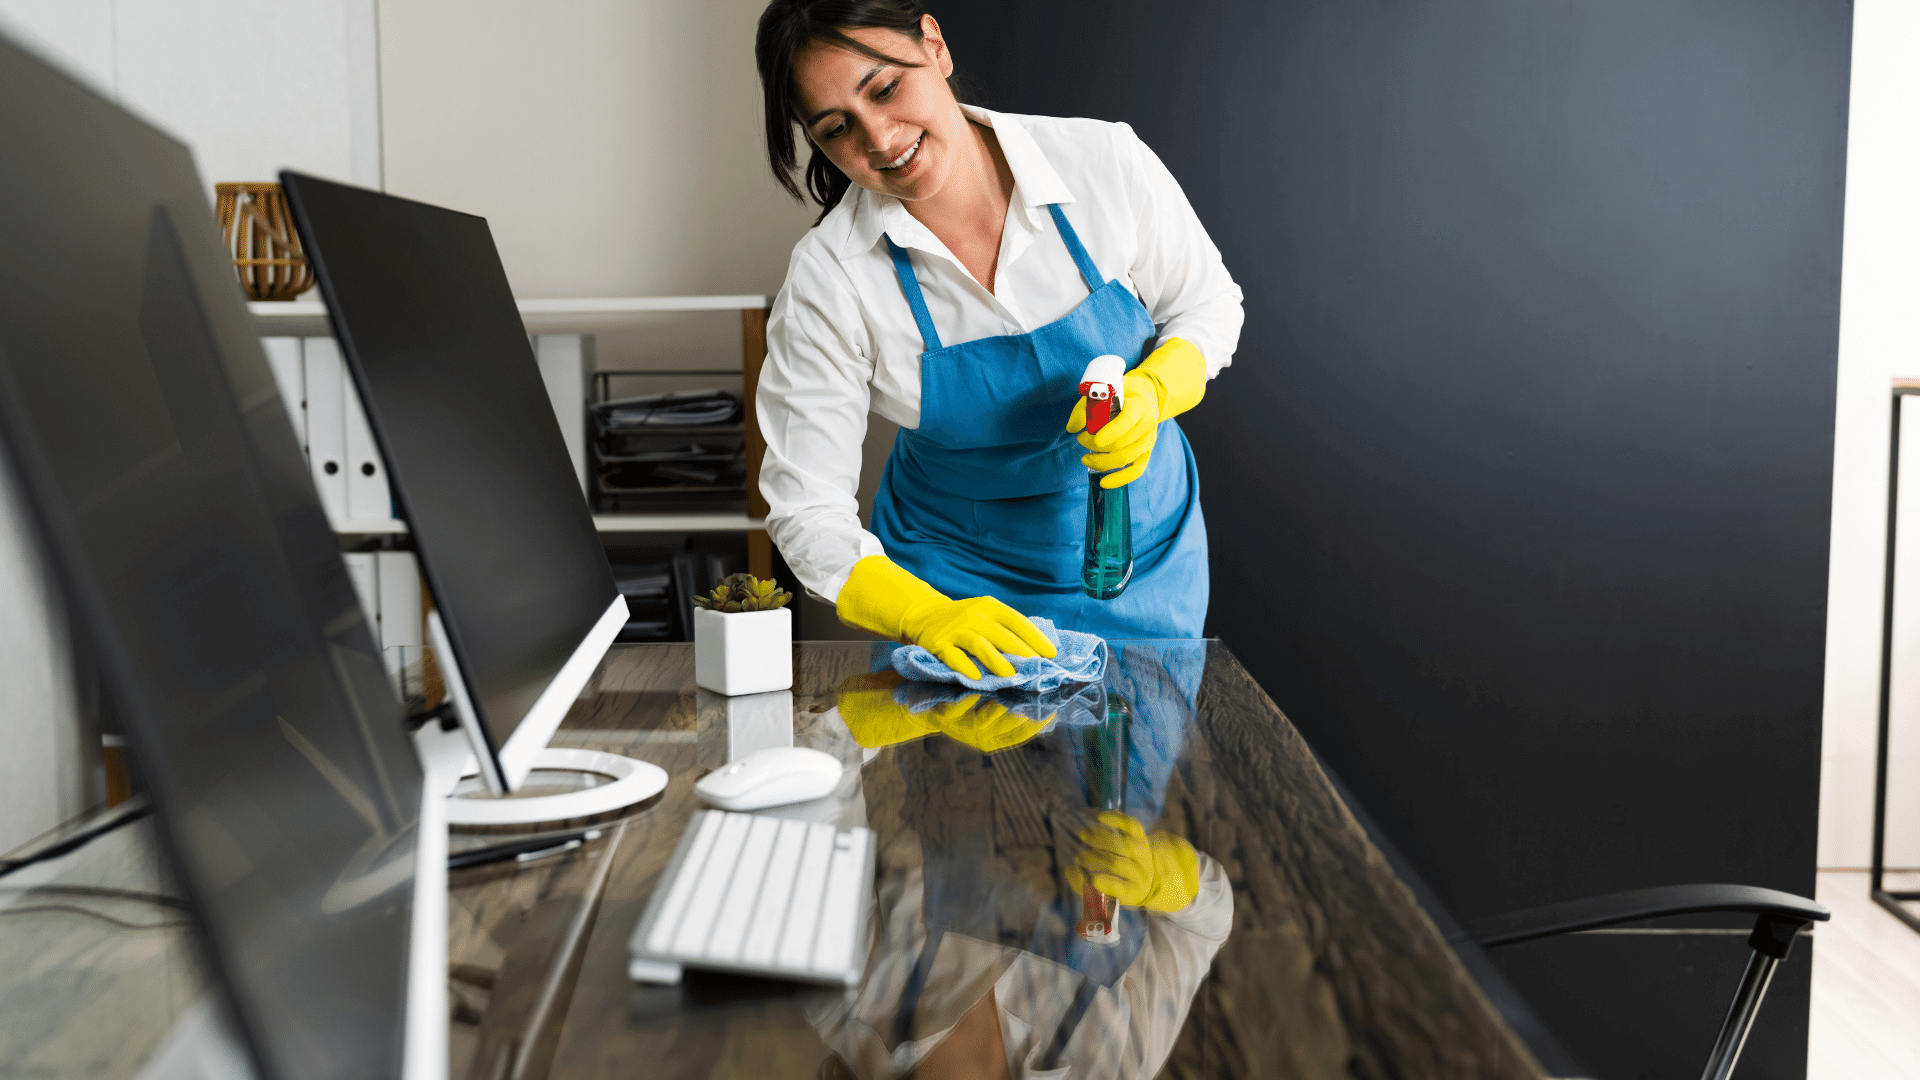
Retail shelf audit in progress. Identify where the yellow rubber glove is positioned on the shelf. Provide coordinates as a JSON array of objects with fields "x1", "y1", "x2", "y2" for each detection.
[
  {"x1": 1065, "y1": 811, "x2": 1202, "y2": 913},
  {"x1": 837, "y1": 671, "x2": 937, "y2": 748},
  {"x1": 836, "y1": 555, "x2": 1056, "y2": 681},
  {"x1": 1065, "y1": 337, "x2": 1209, "y2": 489}
]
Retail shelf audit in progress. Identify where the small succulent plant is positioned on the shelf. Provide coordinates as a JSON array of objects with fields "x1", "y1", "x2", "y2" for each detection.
[{"x1": 693, "y1": 572, "x2": 792, "y2": 613}]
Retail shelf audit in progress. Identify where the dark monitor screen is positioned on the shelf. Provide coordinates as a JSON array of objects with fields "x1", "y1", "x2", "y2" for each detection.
[
  {"x1": 278, "y1": 173, "x2": 619, "y2": 774},
  {"x1": 0, "y1": 35, "x2": 422, "y2": 1080}
]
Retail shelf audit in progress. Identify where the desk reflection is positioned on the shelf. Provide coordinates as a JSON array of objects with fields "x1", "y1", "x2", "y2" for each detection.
[{"x1": 814, "y1": 642, "x2": 1230, "y2": 1079}]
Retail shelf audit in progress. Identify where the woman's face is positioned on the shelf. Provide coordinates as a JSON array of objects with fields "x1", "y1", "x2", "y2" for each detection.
[{"x1": 791, "y1": 17, "x2": 967, "y2": 204}]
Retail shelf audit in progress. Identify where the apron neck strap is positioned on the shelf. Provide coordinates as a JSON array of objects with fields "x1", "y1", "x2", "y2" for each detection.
[
  {"x1": 883, "y1": 234, "x2": 944, "y2": 352},
  {"x1": 1047, "y1": 204, "x2": 1105, "y2": 293}
]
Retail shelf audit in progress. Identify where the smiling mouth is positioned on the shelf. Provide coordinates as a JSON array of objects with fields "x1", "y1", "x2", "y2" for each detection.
[{"x1": 880, "y1": 133, "x2": 924, "y2": 171}]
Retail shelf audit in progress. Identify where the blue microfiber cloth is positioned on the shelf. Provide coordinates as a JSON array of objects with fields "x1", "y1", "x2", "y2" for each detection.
[{"x1": 890, "y1": 617, "x2": 1107, "y2": 693}]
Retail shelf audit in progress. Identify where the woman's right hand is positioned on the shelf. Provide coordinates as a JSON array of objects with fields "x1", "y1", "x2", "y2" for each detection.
[{"x1": 836, "y1": 556, "x2": 1056, "y2": 680}]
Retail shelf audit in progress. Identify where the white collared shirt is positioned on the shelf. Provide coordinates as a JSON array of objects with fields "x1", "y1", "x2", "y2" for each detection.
[{"x1": 758, "y1": 106, "x2": 1245, "y2": 602}]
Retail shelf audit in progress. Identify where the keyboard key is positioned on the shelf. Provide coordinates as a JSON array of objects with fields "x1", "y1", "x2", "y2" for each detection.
[
  {"x1": 741, "y1": 818, "x2": 808, "y2": 966},
  {"x1": 671, "y1": 812, "x2": 751, "y2": 956},
  {"x1": 704, "y1": 815, "x2": 781, "y2": 962},
  {"x1": 812, "y1": 829, "x2": 869, "y2": 975},
  {"x1": 775, "y1": 822, "x2": 838, "y2": 970},
  {"x1": 645, "y1": 810, "x2": 723, "y2": 954}
]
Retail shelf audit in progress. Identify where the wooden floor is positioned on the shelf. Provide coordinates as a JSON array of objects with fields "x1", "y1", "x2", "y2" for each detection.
[{"x1": 1809, "y1": 870, "x2": 1920, "y2": 1079}]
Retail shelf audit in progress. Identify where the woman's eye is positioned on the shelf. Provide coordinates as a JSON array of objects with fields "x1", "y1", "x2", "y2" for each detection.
[
  {"x1": 876, "y1": 78, "x2": 901, "y2": 101},
  {"x1": 821, "y1": 120, "x2": 847, "y2": 140}
]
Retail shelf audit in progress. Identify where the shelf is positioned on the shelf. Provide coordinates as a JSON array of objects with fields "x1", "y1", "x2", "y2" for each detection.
[
  {"x1": 516, "y1": 296, "x2": 772, "y2": 315},
  {"x1": 595, "y1": 514, "x2": 765, "y2": 533},
  {"x1": 250, "y1": 295, "x2": 773, "y2": 337},
  {"x1": 331, "y1": 514, "x2": 765, "y2": 536},
  {"x1": 330, "y1": 518, "x2": 408, "y2": 536},
  {"x1": 595, "y1": 426, "x2": 746, "y2": 437}
]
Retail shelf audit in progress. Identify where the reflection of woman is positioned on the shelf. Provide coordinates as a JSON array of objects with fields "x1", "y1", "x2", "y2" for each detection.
[
  {"x1": 808, "y1": 814, "x2": 1232, "y2": 1080},
  {"x1": 825, "y1": 645, "x2": 1228, "y2": 1078},
  {"x1": 754, "y1": 1, "x2": 1243, "y2": 678}
]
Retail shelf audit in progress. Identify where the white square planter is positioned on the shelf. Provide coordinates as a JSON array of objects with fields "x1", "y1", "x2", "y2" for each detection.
[{"x1": 694, "y1": 606, "x2": 793, "y2": 696}]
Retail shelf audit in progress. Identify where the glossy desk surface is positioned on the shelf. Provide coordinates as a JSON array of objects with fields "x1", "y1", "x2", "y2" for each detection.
[{"x1": 0, "y1": 641, "x2": 1543, "y2": 1079}]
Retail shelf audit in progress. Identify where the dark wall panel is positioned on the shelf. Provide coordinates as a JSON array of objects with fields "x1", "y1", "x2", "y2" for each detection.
[{"x1": 934, "y1": 1, "x2": 1846, "y2": 1073}]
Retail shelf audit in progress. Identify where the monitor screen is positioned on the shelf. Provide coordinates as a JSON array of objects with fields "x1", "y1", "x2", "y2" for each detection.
[
  {"x1": 0, "y1": 34, "x2": 422, "y2": 1080},
  {"x1": 279, "y1": 173, "x2": 621, "y2": 789}
]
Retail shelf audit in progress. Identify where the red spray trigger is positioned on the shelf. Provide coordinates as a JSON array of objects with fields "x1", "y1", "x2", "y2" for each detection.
[{"x1": 1078, "y1": 355, "x2": 1128, "y2": 436}]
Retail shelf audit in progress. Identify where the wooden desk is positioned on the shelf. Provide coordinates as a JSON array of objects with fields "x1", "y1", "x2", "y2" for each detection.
[
  {"x1": 455, "y1": 641, "x2": 1540, "y2": 1080},
  {"x1": 0, "y1": 642, "x2": 1542, "y2": 1080}
]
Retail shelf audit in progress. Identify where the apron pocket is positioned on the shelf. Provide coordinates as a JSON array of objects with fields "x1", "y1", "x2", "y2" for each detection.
[{"x1": 971, "y1": 490, "x2": 1083, "y2": 587}]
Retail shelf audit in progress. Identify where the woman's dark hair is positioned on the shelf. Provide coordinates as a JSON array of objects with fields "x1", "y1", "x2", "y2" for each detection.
[{"x1": 756, "y1": 0, "x2": 962, "y2": 225}]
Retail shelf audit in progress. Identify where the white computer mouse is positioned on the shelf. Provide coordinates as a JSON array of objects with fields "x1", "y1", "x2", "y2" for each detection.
[{"x1": 693, "y1": 746, "x2": 843, "y2": 811}]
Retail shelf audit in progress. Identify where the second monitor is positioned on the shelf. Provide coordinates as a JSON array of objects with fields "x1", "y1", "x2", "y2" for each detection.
[{"x1": 282, "y1": 172, "x2": 663, "y2": 822}]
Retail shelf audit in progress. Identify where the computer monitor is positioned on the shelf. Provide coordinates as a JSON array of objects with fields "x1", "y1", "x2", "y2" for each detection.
[
  {"x1": 0, "y1": 31, "x2": 443, "y2": 1080},
  {"x1": 279, "y1": 173, "x2": 635, "y2": 808}
]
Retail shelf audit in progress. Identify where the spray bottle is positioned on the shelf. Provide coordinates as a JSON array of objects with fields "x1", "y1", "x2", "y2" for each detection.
[{"x1": 1078, "y1": 355, "x2": 1134, "y2": 600}]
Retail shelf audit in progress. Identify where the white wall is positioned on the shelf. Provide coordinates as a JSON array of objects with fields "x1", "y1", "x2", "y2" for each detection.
[
  {"x1": 377, "y1": 0, "x2": 815, "y2": 369},
  {"x1": 0, "y1": 0, "x2": 379, "y2": 192},
  {"x1": 1820, "y1": 0, "x2": 1920, "y2": 868}
]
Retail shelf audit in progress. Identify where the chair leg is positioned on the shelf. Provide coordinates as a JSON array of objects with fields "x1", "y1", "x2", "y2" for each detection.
[
  {"x1": 1697, "y1": 949, "x2": 1778, "y2": 1080},
  {"x1": 1697, "y1": 913, "x2": 1808, "y2": 1080}
]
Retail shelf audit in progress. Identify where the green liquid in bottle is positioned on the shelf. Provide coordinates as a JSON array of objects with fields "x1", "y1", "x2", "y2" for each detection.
[{"x1": 1082, "y1": 471, "x2": 1133, "y2": 599}]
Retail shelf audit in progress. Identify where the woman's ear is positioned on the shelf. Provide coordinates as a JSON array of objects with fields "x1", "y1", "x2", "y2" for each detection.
[{"x1": 921, "y1": 14, "x2": 954, "y2": 79}]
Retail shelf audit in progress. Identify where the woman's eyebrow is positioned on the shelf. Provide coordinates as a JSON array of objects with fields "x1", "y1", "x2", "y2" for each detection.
[{"x1": 804, "y1": 64, "x2": 889, "y2": 127}]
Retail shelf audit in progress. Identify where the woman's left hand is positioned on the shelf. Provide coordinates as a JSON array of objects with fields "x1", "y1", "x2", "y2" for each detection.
[
  {"x1": 1070, "y1": 371, "x2": 1162, "y2": 487},
  {"x1": 1065, "y1": 338, "x2": 1209, "y2": 489}
]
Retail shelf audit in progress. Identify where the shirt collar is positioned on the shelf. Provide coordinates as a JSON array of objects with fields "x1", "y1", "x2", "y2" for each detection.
[{"x1": 834, "y1": 105, "x2": 1075, "y2": 259}]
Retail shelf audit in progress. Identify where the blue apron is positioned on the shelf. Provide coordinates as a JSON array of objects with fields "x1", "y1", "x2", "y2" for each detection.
[{"x1": 869, "y1": 204, "x2": 1209, "y2": 639}]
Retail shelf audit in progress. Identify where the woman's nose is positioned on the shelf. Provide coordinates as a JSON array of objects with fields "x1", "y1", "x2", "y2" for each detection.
[{"x1": 866, "y1": 120, "x2": 910, "y2": 160}]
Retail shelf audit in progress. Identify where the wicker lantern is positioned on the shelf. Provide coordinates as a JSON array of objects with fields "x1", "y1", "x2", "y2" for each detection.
[{"x1": 213, "y1": 182, "x2": 314, "y2": 301}]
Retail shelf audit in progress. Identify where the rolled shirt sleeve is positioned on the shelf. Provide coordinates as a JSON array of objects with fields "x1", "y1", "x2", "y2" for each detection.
[
  {"x1": 1117, "y1": 122, "x2": 1245, "y2": 379},
  {"x1": 757, "y1": 248, "x2": 888, "y2": 604}
]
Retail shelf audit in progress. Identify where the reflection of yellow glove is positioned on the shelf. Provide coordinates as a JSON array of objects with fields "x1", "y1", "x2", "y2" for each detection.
[
  {"x1": 837, "y1": 671, "x2": 936, "y2": 748},
  {"x1": 836, "y1": 556, "x2": 1055, "y2": 681},
  {"x1": 836, "y1": 672, "x2": 1053, "y2": 752},
  {"x1": 1066, "y1": 338, "x2": 1208, "y2": 489},
  {"x1": 924, "y1": 696, "x2": 1053, "y2": 752},
  {"x1": 1066, "y1": 811, "x2": 1201, "y2": 913}
]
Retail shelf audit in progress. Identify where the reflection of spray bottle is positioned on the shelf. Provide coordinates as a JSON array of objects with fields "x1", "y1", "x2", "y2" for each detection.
[
  {"x1": 1075, "y1": 690, "x2": 1131, "y2": 945},
  {"x1": 1079, "y1": 356, "x2": 1133, "y2": 600}
]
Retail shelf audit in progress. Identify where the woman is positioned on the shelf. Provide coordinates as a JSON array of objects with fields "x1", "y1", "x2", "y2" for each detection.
[{"x1": 755, "y1": 0, "x2": 1242, "y2": 678}]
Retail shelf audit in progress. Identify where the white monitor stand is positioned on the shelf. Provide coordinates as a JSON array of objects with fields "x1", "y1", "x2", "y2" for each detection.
[{"x1": 427, "y1": 598, "x2": 668, "y2": 826}]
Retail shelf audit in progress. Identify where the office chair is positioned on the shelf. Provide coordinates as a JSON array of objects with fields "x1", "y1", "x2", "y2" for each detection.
[
  {"x1": 1465, "y1": 884, "x2": 1828, "y2": 1080},
  {"x1": 1314, "y1": 757, "x2": 1828, "y2": 1080}
]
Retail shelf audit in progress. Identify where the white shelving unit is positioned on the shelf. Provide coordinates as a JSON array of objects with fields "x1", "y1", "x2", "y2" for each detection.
[
  {"x1": 328, "y1": 513, "x2": 764, "y2": 536},
  {"x1": 252, "y1": 296, "x2": 776, "y2": 572},
  {"x1": 250, "y1": 295, "x2": 773, "y2": 336}
]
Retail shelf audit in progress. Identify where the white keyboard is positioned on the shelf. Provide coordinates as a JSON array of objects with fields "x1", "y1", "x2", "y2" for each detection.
[{"x1": 627, "y1": 809, "x2": 874, "y2": 987}]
